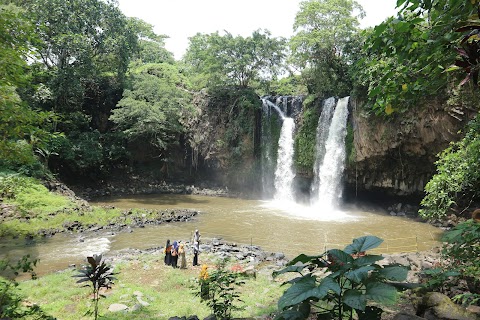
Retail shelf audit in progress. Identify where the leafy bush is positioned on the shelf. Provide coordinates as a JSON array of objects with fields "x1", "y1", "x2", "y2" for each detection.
[
  {"x1": 0, "y1": 255, "x2": 53, "y2": 319},
  {"x1": 424, "y1": 216, "x2": 480, "y2": 306},
  {"x1": 195, "y1": 259, "x2": 245, "y2": 319},
  {"x1": 419, "y1": 115, "x2": 480, "y2": 220},
  {"x1": 52, "y1": 130, "x2": 128, "y2": 176},
  {"x1": 294, "y1": 106, "x2": 319, "y2": 172},
  {"x1": 273, "y1": 236, "x2": 408, "y2": 320}
]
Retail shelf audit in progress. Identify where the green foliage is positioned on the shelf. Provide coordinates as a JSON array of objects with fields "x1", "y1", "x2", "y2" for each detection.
[
  {"x1": 0, "y1": 255, "x2": 53, "y2": 319},
  {"x1": 184, "y1": 29, "x2": 286, "y2": 89},
  {"x1": 111, "y1": 62, "x2": 193, "y2": 154},
  {"x1": 419, "y1": 115, "x2": 480, "y2": 220},
  {"x1": 0, "y1": 4, "x2": 57, "y2": 174},
  {"x1": 195, "y1": 259, "x2": 246, "y2": 319},
  {"x1": 261, "y1": 75, "x2": 309, "y2": 96},
  {"x1": 290, "y1": 0, "x2": 364, "y2": 97},
  {"x1": 423, "y1": 218, "x2": 480, "y2": 305},
  {"x1": 73, "y1": 254, "x2": 117, "y2": 320},
  {"x1": 357, "y1": 0, "x2": 479, "y2": 114},
  {"x1": 294, "y1": 107, "x2": 319, "y2": 171},
  {"x1": 52, "y1": 130, "x2": 128, "y2": 176},
  {"x1": 273, "y1": 236, "x2": 408, "y2": 320}
]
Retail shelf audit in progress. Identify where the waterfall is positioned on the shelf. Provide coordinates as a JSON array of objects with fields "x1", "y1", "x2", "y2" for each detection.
[
  {"x1": 261, "y1": 98, "x2": 296, "y2": 202},
  {"x1": 312, "y1": 96, "x2": 350, "y2": 211},
  {"x1": 310, "y1": 97, "x2": 336, "y2": 201},
  {"x1": 274, "y1": 117, "x2": 295, "y2": 201}
]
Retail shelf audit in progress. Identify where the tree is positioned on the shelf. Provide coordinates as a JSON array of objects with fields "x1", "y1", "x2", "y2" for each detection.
[
  {"x1": 358, "y1": 0, "x2": 479, "y2": 114},
  {"x1": 183, "y1": 29, "x2": 286, "y2": 89},
  {"x1": 290, "y1": 0, "x2": 364, "y2": 97},
  {"x1": 0, "y1": 4, "x2": 55, "y2": 172},
  {"x1": 110, "y1": 62, "x2": 193, "y2": 155},
  {"x1": 18, "y1": 0, "x2": 138, "y2": 125}
]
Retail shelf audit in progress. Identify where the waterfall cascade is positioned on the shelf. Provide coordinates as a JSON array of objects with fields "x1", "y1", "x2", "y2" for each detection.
[
  {"x1": 312, "y1": 96, "x2": 350, "y2": 211},
  {"x1": 261, "y1": 96, "x2": 351, "y2": 219},
  {"x1": 310, "y1": 97, "x2": 336, "y2": 201},
  {"x1": 261, "y1": 99, "x2": 296, "y2": 201}
]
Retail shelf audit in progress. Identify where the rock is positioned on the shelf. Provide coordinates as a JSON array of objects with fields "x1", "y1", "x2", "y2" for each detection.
[
  {"x1": 274, "y1": 252, "x2": 285, "y2": 260},
  {"x1": 169, "y1": 317, "x2": 186, "y2": 320},
  {"x1": 392, "y1": 312, "x2": 425, "y2": 320},
  {"x1": 131, "y1": 304, "x2": 142, "y2": 312},
  {"x1": 417, "y1": 292, "x2": 478, "y2": 320},
  {"x1": 203, "y1": 315, "x2": 216, "y2": 320},
  {"x1": 108, "y1": 303, "x2": 129, "y2": 312},
  {"x1": 187, "y1": 316, "x2": 200, "y2": 320}
]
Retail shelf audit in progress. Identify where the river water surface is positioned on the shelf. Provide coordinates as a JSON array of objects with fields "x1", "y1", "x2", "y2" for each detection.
[{"x1": 0, "y1": 194, "x2": 442, "y2": 276}]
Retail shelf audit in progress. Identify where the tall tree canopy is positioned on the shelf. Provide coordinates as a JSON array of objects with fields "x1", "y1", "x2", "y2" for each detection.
[
  {"x1": 183, "y1": 29, "x2": 286, "y2": 89},
  {"x1": 290, "y1": 0, "x2": 364, "y2": 97},
  {"x1": 0, "y1": 4, "x2": 55, "y2": 171},
  {"x1": 110, "y1": 62, "x2": 193, "y2": 155},
  {"x1": 355, "y1": 0, "x2": 479, "y2": 114}
]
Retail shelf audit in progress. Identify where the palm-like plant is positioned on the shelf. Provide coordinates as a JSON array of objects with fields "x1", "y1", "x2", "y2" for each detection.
[{"x1": 73, "y1": 254, "x2": 117, "y2": 320}]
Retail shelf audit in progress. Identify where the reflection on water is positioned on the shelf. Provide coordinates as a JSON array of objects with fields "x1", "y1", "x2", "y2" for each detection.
[{"x1": 0, "y1": 194, "x2": 442, "y2": 276}]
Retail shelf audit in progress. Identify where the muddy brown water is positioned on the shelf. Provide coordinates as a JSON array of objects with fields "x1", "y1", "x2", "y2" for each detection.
[{"x1": 0, "y1": 194, "x2": 442, "y2": 276}]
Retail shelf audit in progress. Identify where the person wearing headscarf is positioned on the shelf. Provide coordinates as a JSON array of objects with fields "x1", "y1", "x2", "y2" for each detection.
[
  {"x1": 171, "y1": 240, "x2": 179, "y2": 268},
  {"x1": 178, "y1": 243, "x2": 187, "y2": 269},
  {"x1": 164, "y1": 239, "x2": 172, "y2": 266},
  {"x1": 192, "y1": 229, "x2": 200, "y2": 266}
]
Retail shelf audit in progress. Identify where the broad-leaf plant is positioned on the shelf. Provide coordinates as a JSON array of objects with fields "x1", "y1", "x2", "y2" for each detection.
[{"x1": 273, "y1": 236, "x2": 409, "y2": 320}]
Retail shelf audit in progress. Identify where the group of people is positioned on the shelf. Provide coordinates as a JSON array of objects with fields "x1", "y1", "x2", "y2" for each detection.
[{"x1": 163, "y1": 229, "x2": 201, "y2": 268}]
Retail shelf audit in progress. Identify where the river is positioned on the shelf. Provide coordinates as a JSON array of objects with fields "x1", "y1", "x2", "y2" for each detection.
[{"x1": 0, "y1": 194, "x2": 442, "y2": 277}]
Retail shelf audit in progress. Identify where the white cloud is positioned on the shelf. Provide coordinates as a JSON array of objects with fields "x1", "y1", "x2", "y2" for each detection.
[{"x1": 117, "y1": 0, "x2": 398, "y2": 59}]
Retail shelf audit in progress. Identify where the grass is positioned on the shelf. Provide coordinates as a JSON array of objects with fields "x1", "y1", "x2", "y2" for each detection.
[
  {"x1": 0, "y1": 173, "x2": 178, "y2": 237},
  {"x1": 17, "y1": 253, "x2": 285, "y2": 319}
]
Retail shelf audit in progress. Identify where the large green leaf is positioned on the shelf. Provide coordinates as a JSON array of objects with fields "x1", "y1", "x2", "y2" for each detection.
[
  {"x1": 273, "y1": 265, "x2": 307, "y2": 278},
  {"x1": 343, "y1": 289, "x2": 366, "y2": 311},
  {"x1": 278, "y1": 275, "x2": 326, "y2": 310},
  {"x1": 318, "y1": 276, "x2": 341, "y2": 295},
  {"x1": 353, "y1": 255, "x2": 384, "y2": 267},
  {"x1": 345, "y1": 265, "x2": 376, "y2": 283},
  {"x1": 365, "y1": 282, "x2": 398, "y2": 305},
  {"x1": 287, "y1": 253, "x2": 323, "y2": 266},
  {"x1": 327, "y1": 249, "x2": 354, "y2": 266},
  {"x1": 344, "y1": 236, "x2": 383, "y2": 254},
  {"x1": 276, "y1": 301, "x2": 311, "y2": 320},
  {"x1": 378, "y1": 265, "x2": 408, "y2": 281}
]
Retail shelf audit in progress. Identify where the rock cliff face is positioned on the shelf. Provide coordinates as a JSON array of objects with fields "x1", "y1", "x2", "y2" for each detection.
[
  {"x1": 345, "y1": 96, "x2": 477, "y2": 198},
  {"x1": 184, "y1": 87, "x2": 262, "y2": 192}
]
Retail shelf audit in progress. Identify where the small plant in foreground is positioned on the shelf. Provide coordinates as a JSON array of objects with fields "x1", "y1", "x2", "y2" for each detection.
[
  {"x1": 73, "y1": 254, "x2": 117, "y2": 320},
  {"x1": 195, "y1": 259, "x2": 245, "y2": 319},
  {"x1": 0, "y1": 255, "x2": 53, "y2": 319},
  {"x1": 423, "y1": 212, "x2": 480, "y2": 305},
  {"x1": 273, "y1": 236, "x2": 409, "y2": 320}
]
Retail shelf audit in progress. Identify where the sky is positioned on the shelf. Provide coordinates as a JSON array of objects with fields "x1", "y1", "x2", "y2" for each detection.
[{"x1": 117, "y1": 0, "x2": 398, "y2": 60}]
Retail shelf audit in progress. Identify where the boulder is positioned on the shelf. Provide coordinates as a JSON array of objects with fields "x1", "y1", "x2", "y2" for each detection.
[
  {"x1": 417, "y1": 292, "x2": 478, "y2": 320},
  {"x1": 108, "y1": 303, "x2": 129, "y2": 312}
]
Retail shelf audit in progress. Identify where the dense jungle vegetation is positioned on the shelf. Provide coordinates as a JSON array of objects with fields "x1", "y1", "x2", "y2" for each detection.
[
  {"x1": 1, "y1": 0, "x2": 480, "y2": 319},
  {"x1": 2, "y1": 0, "x2": 479, "y2": 220}
]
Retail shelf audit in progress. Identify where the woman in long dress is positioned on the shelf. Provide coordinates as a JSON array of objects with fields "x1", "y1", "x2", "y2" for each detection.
[
  {"x1": 164, "y1": 239, "x2": 172, "y2": 266},
  {"x1": 179, "y1": 243, "x2": 186, "y2": 269}
]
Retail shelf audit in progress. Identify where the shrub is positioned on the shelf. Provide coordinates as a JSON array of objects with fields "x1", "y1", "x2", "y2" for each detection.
[
  {"x1": 273, "y1": 236, "x2": 409, "y2": 320},
  {"x1": 424, "y1": 215, "x2": 480, "y2": 306},
  {"x1": 195, "y1": 259, "x2": 245, "y2": 319},
  {"x1": 419, "y1": 115, "x2": 480, "y2": 220}
]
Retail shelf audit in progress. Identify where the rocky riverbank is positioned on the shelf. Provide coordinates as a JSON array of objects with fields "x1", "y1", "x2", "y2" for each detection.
[{"x1": 97, "y1": 237, "x2": 479, "y2": 320}]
